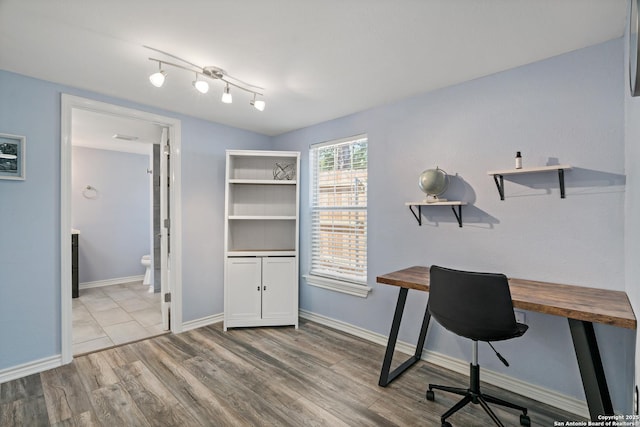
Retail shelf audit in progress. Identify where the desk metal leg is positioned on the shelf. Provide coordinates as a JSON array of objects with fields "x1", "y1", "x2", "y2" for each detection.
[
  {"x1": 568, "y1": 319, "x2": 613, "y2": 420},
  {"x1": 379, "y1": 288, "x2": 431, "y2": 387}
]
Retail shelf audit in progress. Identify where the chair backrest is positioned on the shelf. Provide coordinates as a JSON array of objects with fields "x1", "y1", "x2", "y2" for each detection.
[{"x1": 429, "y1": 265, "x2": 520, "y2": 342}]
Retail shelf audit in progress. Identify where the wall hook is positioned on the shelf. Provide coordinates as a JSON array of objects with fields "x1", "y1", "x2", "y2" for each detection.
[{"x1": 82, "y1": 185, "x2": 98, "y2": 199}]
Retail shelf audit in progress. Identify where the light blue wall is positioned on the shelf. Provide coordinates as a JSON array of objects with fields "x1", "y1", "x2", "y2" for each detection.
[
  {"x1": 273, "y1": 38, "x2": 633, "y2": 413},
  {"x1": 71, "y1": 146, "x2": 150, "y2": 283},
  {"x1": 0, "y1": 71, "x2": 61, "y2": 368},
  {"x1": 180, "y1": 114, "x2": 268, "y2": 321},
  {"x1": 0, "y1": 69, "x2": 270, "y2": 369}
]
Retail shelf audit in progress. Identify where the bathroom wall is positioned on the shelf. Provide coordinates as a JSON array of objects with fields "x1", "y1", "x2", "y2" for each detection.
[{"x1": 71, "y1": 146, "x2": 151, "y2": 284}]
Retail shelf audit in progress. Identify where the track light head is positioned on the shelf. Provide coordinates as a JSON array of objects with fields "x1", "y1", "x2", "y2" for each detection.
[
  {"x1": 193, "y1": 74, "x2": 209, "y2": 94},
  {"x1": 221, "y1": 84, "x2": 233, "y2": 104},
  {"x1": 253, "y1": 99, "x2": 266, "y2": 111},
  {"x1": 250, "y1": 94, "x2": 266, "y2": 111},
  {"x1": 149, "y1": 70, "x2": 166, "y2": 88},
  {"x1": 149, "y1": 62, "x2": 166, "y2": 87}
]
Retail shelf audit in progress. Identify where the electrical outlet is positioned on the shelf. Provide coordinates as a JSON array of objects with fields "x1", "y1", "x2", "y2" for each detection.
[{"x1": 514, "y1": 309, "x2": 526, "y2": 325}]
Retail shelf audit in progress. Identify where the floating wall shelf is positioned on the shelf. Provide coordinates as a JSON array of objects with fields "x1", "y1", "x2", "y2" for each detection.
[
  {"x1": 405, "y1": 201, "x2": 467, "y2": 227},
  {"x1": 487, "y1": 164, "x2": 572, "y2": 200}
]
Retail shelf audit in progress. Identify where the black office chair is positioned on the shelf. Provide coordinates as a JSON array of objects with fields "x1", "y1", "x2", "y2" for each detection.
[{"x1": 426, "y1": 265, "x2": 530, "y2": 427}]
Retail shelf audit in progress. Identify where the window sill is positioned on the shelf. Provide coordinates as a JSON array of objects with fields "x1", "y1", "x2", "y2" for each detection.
[{"x1": 303, "y1": 274, "x2": 372, "y2": 298}]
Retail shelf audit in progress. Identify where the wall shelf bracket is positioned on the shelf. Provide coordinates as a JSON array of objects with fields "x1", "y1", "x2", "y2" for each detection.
[
  {"x1": 493, "y1": 174, "x2": 505, "y2": 200},
  {"x1": 558, "y1": 168, "x2": 566, "y2": 199},
  {"x1": 408, "y1": 204, "x2": 422, "y2": 225},
  {"x1": 451, "y1": 205, "x2": 462, "y2": 228}
]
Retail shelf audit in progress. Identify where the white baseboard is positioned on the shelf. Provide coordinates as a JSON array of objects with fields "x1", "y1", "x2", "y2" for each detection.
[
  {"x1": 80, "y1": 275, "x2": 145, "y2": 290},
  {"x1": 181, "y1": 313, "x2": 223, "y2": 332},
  {"x1": 299, "y1": 309, "x2": 590, "y2": 418},
  {"x1": 0, "y1": 355, "x2": 62, "y2": 384}
]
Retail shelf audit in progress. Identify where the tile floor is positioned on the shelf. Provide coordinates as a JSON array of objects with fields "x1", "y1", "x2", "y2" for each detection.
[{"x1": 72, "y1": 280, "x2": 166, "y2": 355}]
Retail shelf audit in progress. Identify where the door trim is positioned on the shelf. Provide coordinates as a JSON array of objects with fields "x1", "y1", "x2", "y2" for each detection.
[{"x1": 60, "y1": 94, "x2": 183, "y2": 364}]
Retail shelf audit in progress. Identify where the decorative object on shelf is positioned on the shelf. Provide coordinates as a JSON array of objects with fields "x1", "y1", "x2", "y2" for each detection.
[
  {"x1": 515, "y1": 151, "x2": 522, "y2": 169},
  {"x1": 0, "y1": 133, "x2": 25, "y2": 181},
  {"x1": 487, "y1": 164, "x2": 572, "y2": 200},
  {"x1": 418, "y1": 167, "x2": 449, "y2": 202},
  {"x1": 144, "y1": 46, "x2": 266, "y2": 111},
  {"x1": 273, "y1": 162, "x2": 296, "y2": 180}
]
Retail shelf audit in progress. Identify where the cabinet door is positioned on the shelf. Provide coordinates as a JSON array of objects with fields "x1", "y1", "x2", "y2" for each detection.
[
  {"x1": 261, "y1": 257, "x2": 296, "y2": 320},
  {"x1": 226, "y1": 258, "x2": 262, "y2": 322}
]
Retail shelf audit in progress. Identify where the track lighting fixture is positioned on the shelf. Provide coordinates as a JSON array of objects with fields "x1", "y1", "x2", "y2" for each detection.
[
  {"x1": 149, "y1": 61, "x2": 166, "y2": 88},
  {"x1": 145, "y1": 45, "x2": 265, "y2": 111}
]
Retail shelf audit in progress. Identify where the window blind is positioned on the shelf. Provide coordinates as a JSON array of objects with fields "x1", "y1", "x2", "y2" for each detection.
[{"x1": 310, "y1": 136, "x2": 368, "y2": 284}]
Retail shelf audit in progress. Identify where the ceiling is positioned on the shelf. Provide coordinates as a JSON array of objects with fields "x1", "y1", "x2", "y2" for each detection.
[{"x1": 0, "y1": 0, "x2": 629, "y2": 136}]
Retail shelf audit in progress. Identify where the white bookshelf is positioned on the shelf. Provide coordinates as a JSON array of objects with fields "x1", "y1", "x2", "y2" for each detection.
[{"x1": 224, "y1": 150, "x2": 300, "y2": 330}]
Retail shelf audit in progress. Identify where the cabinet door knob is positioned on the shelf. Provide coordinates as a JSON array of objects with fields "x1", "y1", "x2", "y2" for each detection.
[
  {"x1": 257, "y1": 286, "x2": 260, "y2": 291},
  {"x1": 263, "y1": 285, "x2": 267, "y2": 291}
]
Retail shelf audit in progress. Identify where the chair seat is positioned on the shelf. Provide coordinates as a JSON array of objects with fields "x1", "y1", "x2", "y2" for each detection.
[{"x1": 456, "y1": 322, "x2": 528, "y2": 342}]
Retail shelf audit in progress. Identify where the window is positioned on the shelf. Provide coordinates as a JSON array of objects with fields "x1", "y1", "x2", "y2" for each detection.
[{"x1": 306, "y1": 135, "x2": 370, "y2": 297}]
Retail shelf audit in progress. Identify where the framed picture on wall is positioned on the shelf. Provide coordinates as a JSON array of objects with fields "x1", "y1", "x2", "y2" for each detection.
[{"x1": 0, "y1": 133, "x2": 25, "y2": 180}]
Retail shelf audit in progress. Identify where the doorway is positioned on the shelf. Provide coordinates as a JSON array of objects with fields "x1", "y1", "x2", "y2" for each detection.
[{"x1": 60, "y1": 95, "x2": 183, "y2": 364}]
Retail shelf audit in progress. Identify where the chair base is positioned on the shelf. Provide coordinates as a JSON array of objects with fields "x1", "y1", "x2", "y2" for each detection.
[{"x1": 427, "y1": 363, "x2": 530, "y2": 427}]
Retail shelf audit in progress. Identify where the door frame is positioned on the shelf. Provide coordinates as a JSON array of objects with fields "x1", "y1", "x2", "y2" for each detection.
[{"x1": 60, "y1": 94, "x2": 183, "y2": 364}]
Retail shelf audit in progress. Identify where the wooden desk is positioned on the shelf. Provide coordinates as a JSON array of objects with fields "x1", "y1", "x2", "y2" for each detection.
[{"x1": 377, "y1": 266, "x2": 636, "y2": 420}]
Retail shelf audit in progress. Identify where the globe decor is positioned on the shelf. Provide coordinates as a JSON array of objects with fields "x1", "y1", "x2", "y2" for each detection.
[{"x1": 418, "y1": 167, "x2": 449, "y2": 203}]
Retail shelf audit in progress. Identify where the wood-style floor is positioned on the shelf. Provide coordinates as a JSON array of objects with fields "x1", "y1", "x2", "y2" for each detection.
[{"x1": 1, "y1": 320, "x2": 585, "y2": 426}]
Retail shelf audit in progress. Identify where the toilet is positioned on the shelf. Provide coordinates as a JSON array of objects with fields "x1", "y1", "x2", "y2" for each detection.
[{"x1": 141, "y1": 254, "x2": 152, "y2": 290}]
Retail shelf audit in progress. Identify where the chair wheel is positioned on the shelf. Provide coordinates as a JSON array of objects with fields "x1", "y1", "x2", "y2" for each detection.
[
  {"x1": 426, "y1": 390, "x2": 435, "y2": 401},
  {"x1": 441, "y1": 422, "x2": 452, "y2": 427},
  {"x1": 520, "y1": 414, "x2": 531, "y2": 426}
]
